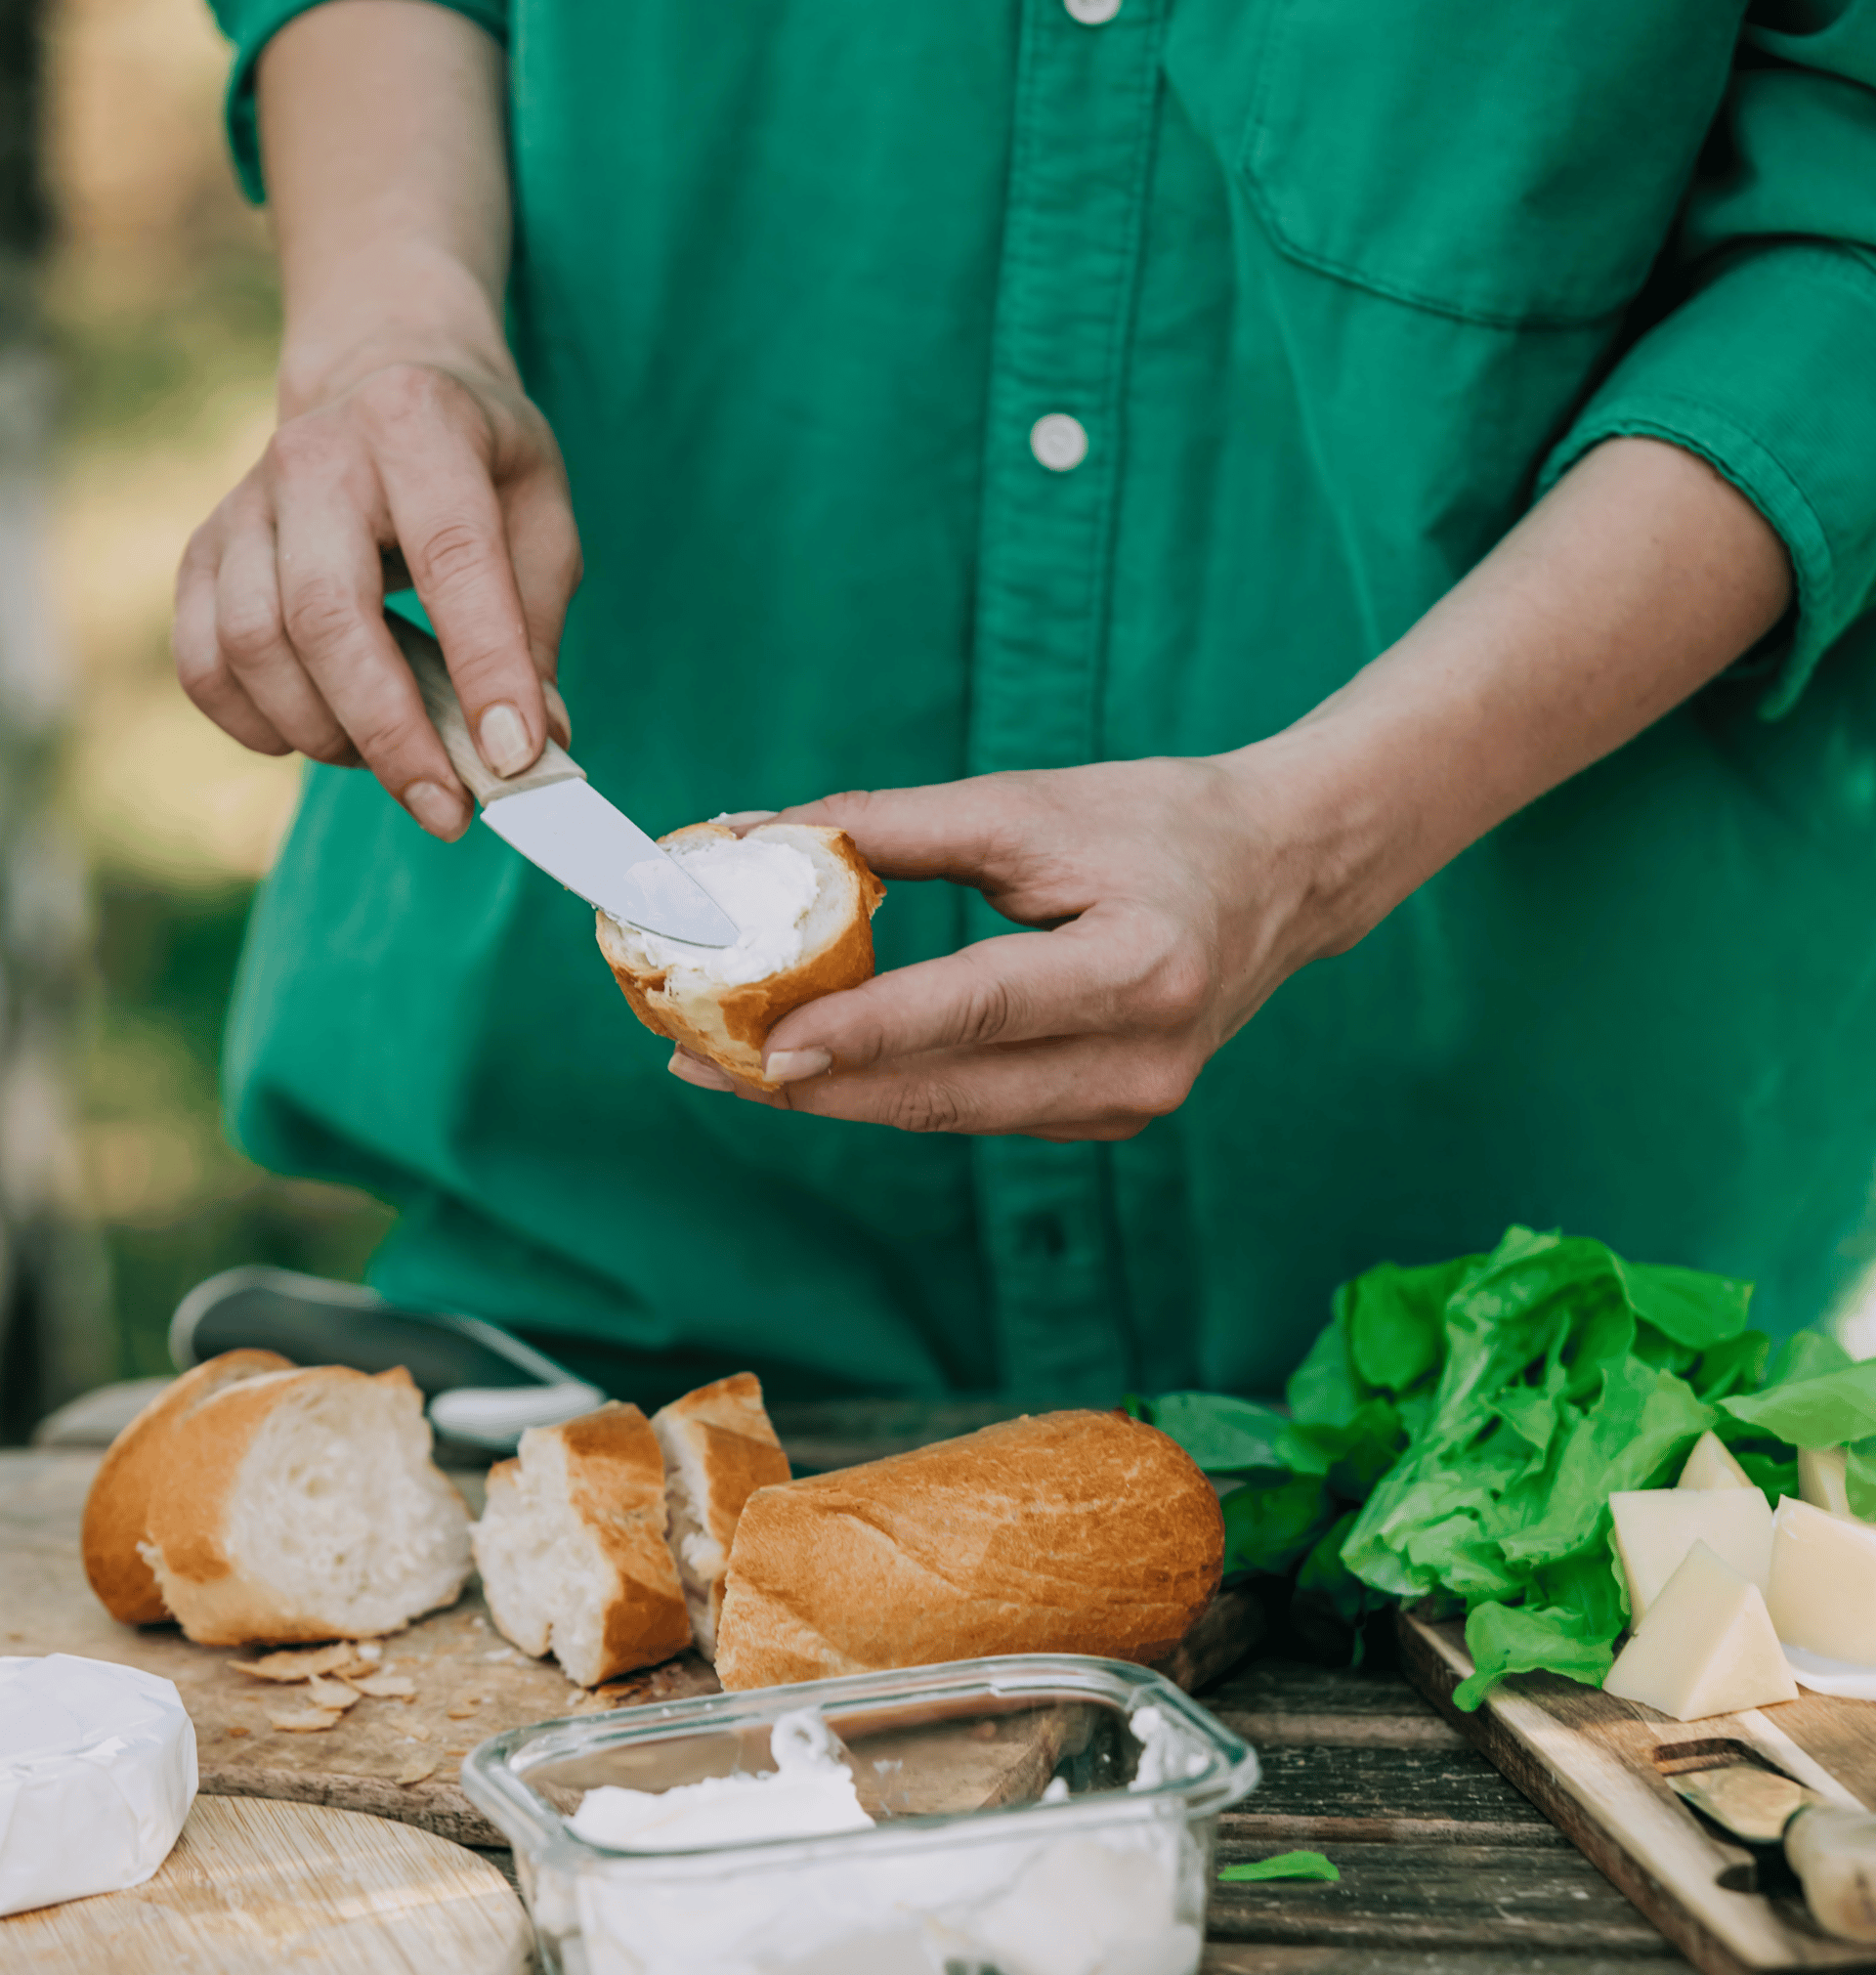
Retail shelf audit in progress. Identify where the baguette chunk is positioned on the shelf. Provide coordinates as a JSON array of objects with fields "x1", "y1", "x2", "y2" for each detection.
[
  {"x1": 472, "y1": 1402, "x2": 693, "y2": 1687},
  {"x1": 715, "y1": 1410, "x2": 1222, "y2": 1691},
  {"x1": 141, "y1": 1365, "x2": 471, "y2": 1646},
  {"x1": 651, "y1": 1373, "x2": 790, "y2": 1661},
  {"x1": 597, "y1": 821, "x2": 883, "y2": 1089}
]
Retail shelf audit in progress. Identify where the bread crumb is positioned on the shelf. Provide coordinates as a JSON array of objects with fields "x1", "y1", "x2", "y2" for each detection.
[
  {"x1": 349, "y1": 1674, "x2": 416, "y2": 1699},
  {"x1": 394, "y1": 1758, "x2": 437, "y2": 1786},
  {"x1": 229, "y1": 1645, "x2": 352, "y2": 1682},
  {"x1": 225, "y1": 1726, "x2": 250, "y2": 1738},
  {"x1": 446, "y1": 1698, "x2": 481, "y2": 1719},
  {"x1": 405, "y1": 1724, "x2": 433, "y2": 1741},
  {"x1": 305, "y1": 1676, "x2": 362, "y2": 1711},
  {"x1": 268, "y1": 1705, "x2": 344, "y2": 1733},
  {"x1": 443, "y1": 1746, "x2": 468, "y2": 1758}
]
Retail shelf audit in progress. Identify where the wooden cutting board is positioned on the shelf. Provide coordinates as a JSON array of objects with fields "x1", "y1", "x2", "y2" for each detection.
[
  {"x1": 2, "y1": 1449, "x2": 716, "y2": 1848},
  {"x1": 0, "y1": 1793, "x2": 532, "y2": 1974},
  {"x1": 1397, "y1": 1605, "x2": 1876, "y2": 1975},
  {"x1": 4, "y1": 1448, "x2": 1258, "y2": 1849}
]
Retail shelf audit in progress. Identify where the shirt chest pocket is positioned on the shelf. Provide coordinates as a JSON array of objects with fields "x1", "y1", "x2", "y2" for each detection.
[{"x1": 1235, "y1": 0, "x2": 1746, "y2": 329}]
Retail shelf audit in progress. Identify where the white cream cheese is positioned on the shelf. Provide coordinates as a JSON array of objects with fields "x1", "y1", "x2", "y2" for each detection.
[
  {"x1": 628, "y1": 838, "x2": 820, "y2": 987},
  {"x1": 566, "y1": 1703, "x2": 1209, "y2": 1975},
  {"x1": 570, "y1": 1707, "x2": 873, "y2": 1853}
]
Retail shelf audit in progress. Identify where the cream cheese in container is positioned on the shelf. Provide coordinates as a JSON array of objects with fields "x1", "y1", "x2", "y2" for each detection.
[{"x1": 462, "y1": 1654, "x2": 1259, "y2": 1975}]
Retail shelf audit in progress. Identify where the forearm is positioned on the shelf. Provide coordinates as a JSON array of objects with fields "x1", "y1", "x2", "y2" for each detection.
[
  {"x1": 258, "y1": 0, "x2": 513, "y2": 416},
  {"x1": 1246, "y1": 437, "x2": 1795, "y2": 954}
]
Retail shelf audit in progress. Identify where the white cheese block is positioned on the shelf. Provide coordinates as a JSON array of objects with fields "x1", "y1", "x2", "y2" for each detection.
[
  {"x1": 0, "y1": 1654, "x2": 197, "y2": 1916},
  {"x1": 1678, "y1": 1431, "x2": 1752, "y2": 1491},
  {"x1": 1768, "y1": 1495, "x2": 1876, "y2": 1667},
  {"x1": 1799, "y1": 1446, "x2": 1856, "y2": 1521},
  {"x1": 1603, "y1": 1541, "x2": 1799, "y2": 1721},
  {"x1": 1609, "y1": 1486, "x2": 1773, "y2": 1622}
]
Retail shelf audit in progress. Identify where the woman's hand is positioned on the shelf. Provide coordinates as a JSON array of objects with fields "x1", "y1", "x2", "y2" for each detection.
[
  {"x1": 174, "y1": 358, "x2": 578, "y2": 841},
  {"x1": 670, "y1": 437, "x2": 1793, "y2": 1138},
  {"x1": 170, "y1": 0, "x2": 578, "y2": 841},
  {"x1": 669, "y1": 748, "x2": 1374, "y2": 1139}
]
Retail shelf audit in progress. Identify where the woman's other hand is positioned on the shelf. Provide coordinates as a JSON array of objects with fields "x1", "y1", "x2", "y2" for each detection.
[{"x1": 670, "y1": 438, "x2": 1791, "y2": 1138}]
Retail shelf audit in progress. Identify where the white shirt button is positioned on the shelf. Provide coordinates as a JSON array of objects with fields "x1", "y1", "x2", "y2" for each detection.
[
  {"x1": 1030, "y1": 413, "x2": 1088, "y2": 473},
  {"x1": 1065, "y1": 0, "x2": 1122, "y2": 20}
]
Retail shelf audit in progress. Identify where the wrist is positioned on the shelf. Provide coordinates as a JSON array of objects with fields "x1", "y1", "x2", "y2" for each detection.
[
  {"x1": 277, "y1": 240, "x2": 517, "y2": 418},
  {"x1": 1214, "y1": 710, "x2": 1433, "y2": 965}
]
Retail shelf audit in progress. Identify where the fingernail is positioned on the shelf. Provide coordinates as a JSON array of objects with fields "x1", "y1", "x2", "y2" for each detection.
[
  {"x1": 764, "y1": 1048, "x2": 831, "y2": 1084},
  {"x1": 478, "y1": 701, "x2": 533, "y2": 778},
  {"x1": 404, "y1": 779, "x2": 469, "y2": 840},
  {"x1": 668, "y1": 1051, "x2": 735, "y2": 1093},
  {"x1": 542, "y1": 681, "x2": 573, "y2": 750}
]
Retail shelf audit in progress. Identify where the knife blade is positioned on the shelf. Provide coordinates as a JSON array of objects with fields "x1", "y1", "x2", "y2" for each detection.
[{"x1": 386, "y1": 612, "x2": 739, "y2": 947}]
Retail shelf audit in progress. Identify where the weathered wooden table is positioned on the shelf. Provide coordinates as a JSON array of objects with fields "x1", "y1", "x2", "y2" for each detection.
[
  {"x1": 6, "y1": 1423, "x2": 1691, "y2": 1974},
  {"x1": 1193, "y1": 1655, "x2": 1684, "y2": 1975}
]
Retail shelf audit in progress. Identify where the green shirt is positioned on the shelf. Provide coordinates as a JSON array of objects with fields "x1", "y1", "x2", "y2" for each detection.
[{"x1": 212, "y1": 0, "x2": 1876, "y2": 1406}]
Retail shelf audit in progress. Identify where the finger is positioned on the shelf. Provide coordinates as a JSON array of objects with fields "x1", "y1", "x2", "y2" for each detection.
[
  {"x1": 763, "y1": 904, "x2": 1194, "y2": 1076},
  {"x1": 503, "y1": 464, "x2": 582, "y2": 687},
  {"x1": 271, "y1": 443, "x2": 471, "y2": 837},
  {"x1": 213, "y1": 491, "x2": 358, "y2": 764},
  {"x1": 748, "y1": 1033, "x2": 1196, "y2": 1138},
  {"x1": 174, "y1": 534, "x2": 292, "y2": 756},
  {"x1": 362, "y1": 372, "x2": 547, "y2": 780},
  {"x1": 668, "y1": 1048, "x2": 735, "y2": 1093},
  {"x1": 777, "y1": 781, "x2": 1047, "y2": 888}
]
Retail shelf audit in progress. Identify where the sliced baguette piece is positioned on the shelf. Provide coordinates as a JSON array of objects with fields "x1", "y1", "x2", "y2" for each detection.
[
  {"x1": 596, "y1": 820, "x2": 884, "y2": 1090},
  {"x1": 471, "y1": 1401, "x2": 693, "y2": 1687},
  {"x1": 82, "y1": 1349, "x2": 295, "y2": 1625},
  {"x1": 714, "y1": 1410, "x2": 1223, "y2": 1692},
  {"x1": 650, "y1": 1373, "x2": 791, "y2": 1661},
  {"x1": 141, "y1": 1364, "x2": 472, "y2": 1646}
]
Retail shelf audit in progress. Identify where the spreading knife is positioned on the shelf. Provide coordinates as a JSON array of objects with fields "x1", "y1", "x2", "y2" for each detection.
[
  {"x1": 385, "y1": 611, "x2": 739, "y2": 949},
  {"x1": 1662, "y1": 1752, "x2": 1876, "y2": 1943}
]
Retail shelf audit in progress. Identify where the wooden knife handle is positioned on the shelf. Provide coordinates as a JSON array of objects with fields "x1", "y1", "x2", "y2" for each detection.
[
  {"x1": 384, "y1": 611, "x2": 583, "y2": 807},
  {"x1": 1786, "y1": 1805, "x2": 1876, "y2": 1944}
]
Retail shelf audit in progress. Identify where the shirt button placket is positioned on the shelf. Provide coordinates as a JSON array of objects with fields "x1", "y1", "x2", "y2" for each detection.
[{"x1": 965, "y1": 0, "x2": 1165, "y2": 1404}]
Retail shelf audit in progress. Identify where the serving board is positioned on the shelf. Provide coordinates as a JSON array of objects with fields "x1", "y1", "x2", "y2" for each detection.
[
  {"x1": 1397, "y1": 1605, "x2": 1876, "y2": 1975},
  {"x1": 0, "y1": 1792, "x2": 533, "y2": 1973},
  {"x1": 2, "y1": 1448, "x2": 1259, "y2": 1849}
]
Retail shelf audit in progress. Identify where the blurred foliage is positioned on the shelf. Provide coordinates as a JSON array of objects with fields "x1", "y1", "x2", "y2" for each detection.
[
  {"x1": 86, "y1": 879, "x2": 392, "y2": 1378},
  {"x1": 35, "y1": 0, "x2": 393, "y2": 1391}
]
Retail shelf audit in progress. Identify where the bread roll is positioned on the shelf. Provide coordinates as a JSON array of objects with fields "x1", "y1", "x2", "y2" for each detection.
[
  {"x1": 141, "y1": 1364, "x2": 472, "y2": 1646},
  {"x1": 83, "y1": 1350, "x2": 296, "y2": 1625},
  {"x1": 714, "y1": 1410, "x2": 1222, "y2": 1691},
  {"x1": 597, "y1": 821, "x2": 884, "y2": 1089},
  {"x1": 472, "y1": 1401, "x2": 693, "y2": 1686},
  {"x1": 651, "y1": 1373, "x2": 790, "y2": 1660}
]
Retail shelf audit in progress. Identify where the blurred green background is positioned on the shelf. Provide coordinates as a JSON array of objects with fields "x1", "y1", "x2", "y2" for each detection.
[{"x1": 44, "y1": 0, "x2": 390, "y2": 1384}]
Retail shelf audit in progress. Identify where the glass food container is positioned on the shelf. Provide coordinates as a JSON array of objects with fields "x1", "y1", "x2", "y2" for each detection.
[{"x1": 462, "y1": 1653, "x2": 1260, "y2": 1975}]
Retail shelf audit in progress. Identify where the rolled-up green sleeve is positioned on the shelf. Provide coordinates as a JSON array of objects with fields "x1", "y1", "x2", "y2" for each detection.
[
  {"x1": 209, "y1": 0, "x2": 508, "y2": 205},
  {"x1": 1538, "y1": 3, "x2": 1876, "y2": 717}
]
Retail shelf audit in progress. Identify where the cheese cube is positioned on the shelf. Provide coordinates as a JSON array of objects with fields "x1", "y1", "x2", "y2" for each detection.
[
  {"x1": 1799, "y1": 1446, "x2": 1855, "y2": 1521},
  {"x1": 1768, "y1": 1496, "x2": 1876, "y2": 1667},
  {"x1": 1609, "y1": 1486, "x2": 1773, "y2": 1622},
  {"x1": 1679, "y1": 1431, "x2": 1752, "y2": 1491},
  {"x1": 1603, "y1": 1541, "x2": 1799, "y2": 1721}
]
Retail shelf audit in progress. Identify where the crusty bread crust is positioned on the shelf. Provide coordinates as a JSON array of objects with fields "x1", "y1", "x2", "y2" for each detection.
[
  {"x1": 651, "y1": 1373, "x2": 790, "y2": 1659},
  {"x1": 713, "y1": 1410, "x2": 1223, "y2": 1691},
  {"x1": 81, "y1": 1349, "x2": 294, "y2": 1625},
  {"x1": 554, "y1": 1402, "x2": 695, "y2": 1682},
  {"x1": 143, "y1": 1364, "x2": 469, "y2": 1646},
  {"x1": 596, "y1": 822, "x2": 884, "y2": 1089}
]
